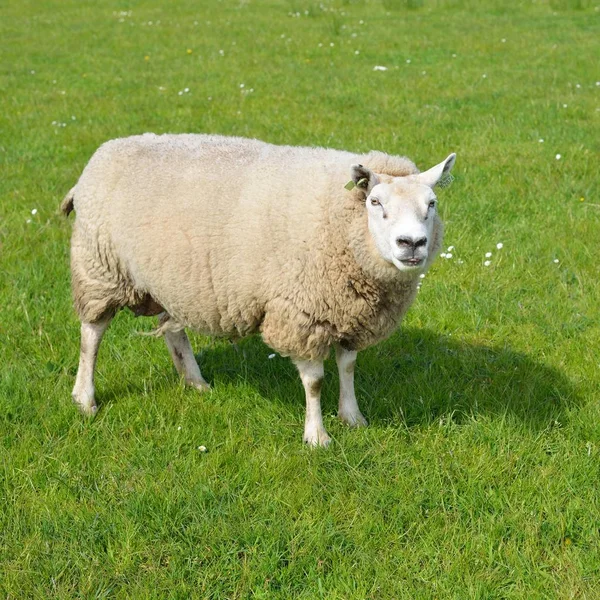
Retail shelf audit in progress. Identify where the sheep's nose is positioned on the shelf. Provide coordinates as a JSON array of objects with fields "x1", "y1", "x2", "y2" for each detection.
[{"x1": 396, "y1": 236, "x2": 427, "y2": 249}]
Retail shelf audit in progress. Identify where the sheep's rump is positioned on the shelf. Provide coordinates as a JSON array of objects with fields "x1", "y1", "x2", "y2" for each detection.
[{"x1": 69, "y1": 134, "x2": 418, "y2": 357}]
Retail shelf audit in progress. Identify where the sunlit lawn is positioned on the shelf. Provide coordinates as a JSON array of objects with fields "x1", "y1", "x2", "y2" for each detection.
[{"x1": 1, "y1": 0, "x2": 599, "y2": 597}]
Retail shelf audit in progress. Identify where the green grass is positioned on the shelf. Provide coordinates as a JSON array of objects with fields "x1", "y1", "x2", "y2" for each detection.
[{"x1": 1, "y1": 0, "x2": 599, "y2": 597}]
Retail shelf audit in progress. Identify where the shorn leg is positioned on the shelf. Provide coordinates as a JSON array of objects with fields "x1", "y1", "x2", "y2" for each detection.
[
  {"x1": 294, "y1": 358, "x2": 330, "y2": 447},
  {"x1": 335, "y1": 345, "x2": 368, "y2": 427},
  {"x1": 72, "y1": 314, "x2": 113, "y2": 416},
  {"x1": 164, "y1": 329, "x2": 210, "y2": 391}
]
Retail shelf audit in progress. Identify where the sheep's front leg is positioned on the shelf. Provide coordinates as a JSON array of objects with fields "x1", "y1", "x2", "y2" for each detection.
[
  {"x1": 335, "y1": 345, "x2": 368, "y2": 427},
  {"x1": 164, "y1": 329, "x2": 210, "y2": 392},
  {"x1": 72, "y1": 315, "x2": 113, "y2": 416},
  {"x1": 294, "y1": 358, "x2": 331, "y2": 447}
]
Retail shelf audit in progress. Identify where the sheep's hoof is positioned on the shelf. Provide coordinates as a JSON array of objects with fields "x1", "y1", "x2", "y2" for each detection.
[
  {"x1": 73, "y1": 397, "x2": 98, "y2": 417},
  {"x1": 339, "y1": 410, "x2": 368, "y2": 428},
  {"x1": 186, "y1": 380, "x2": 211, "y2": 393},
  {"x1": 303, "y1": 427, "x2": 331, "y2": 448}
]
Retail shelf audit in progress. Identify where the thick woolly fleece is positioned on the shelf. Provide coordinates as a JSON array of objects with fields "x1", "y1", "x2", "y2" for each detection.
[{"x1": 64, "y1": 134, "x2": 443, "y2": 360}]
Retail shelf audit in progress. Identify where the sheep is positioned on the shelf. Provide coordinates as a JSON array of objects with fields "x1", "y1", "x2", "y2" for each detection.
[{"x1": 62, "y1": 133, "x2": 456, "y2": 446}]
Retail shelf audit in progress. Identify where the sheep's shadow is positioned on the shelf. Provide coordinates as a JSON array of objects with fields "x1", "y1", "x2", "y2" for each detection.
[{"x1": 196, "y1": 328, "x2": 577, "y2": 429}]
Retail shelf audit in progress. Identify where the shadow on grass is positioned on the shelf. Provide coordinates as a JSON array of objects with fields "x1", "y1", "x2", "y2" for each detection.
[{"x1": 195, "y1": 327, "x2": 577, "y2": 430}]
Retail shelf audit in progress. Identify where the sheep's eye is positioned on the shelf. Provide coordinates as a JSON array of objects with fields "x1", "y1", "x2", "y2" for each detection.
[
  {"x1": 370, "y1": 197, "x2": 380, "y2": 206},
  {"x1": 428, "y1": 200, "x2": 436, "y2": 209}
]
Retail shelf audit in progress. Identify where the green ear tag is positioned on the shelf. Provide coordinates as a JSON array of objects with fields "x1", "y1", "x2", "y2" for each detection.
[
  {"x1": 344, "y1": 180, "x2": 356, "y2": 190},
  {"x1": 438, "y1": 173, "x2": 455, "y2": 189}
]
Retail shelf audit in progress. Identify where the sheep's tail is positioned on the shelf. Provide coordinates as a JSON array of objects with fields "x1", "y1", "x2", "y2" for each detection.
[{"x1": 60, "y1": 186, "x2": 76, "y2": 216}]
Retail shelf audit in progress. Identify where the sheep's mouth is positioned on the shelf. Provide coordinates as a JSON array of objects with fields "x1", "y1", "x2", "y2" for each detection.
[{"x1": 399, "y1": 258, "x2": 424, "y2": 267}]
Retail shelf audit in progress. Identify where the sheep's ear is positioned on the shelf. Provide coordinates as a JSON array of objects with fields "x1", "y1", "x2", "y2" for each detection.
[
  {"x1": 349, "y1": 164, "x2": 378, "y2": 193},
  {"x1": 416, "y1": 153, "x2": 456, "y2": 188}
]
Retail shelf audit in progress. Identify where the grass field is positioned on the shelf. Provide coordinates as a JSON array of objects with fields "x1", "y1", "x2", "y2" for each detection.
[{"x1": 1, "y1": 0, "x2": 599, "y2": 597}]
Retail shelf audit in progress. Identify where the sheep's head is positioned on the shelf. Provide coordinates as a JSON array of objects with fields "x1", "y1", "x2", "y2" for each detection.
[{"x1": 350, "y1": 153, "x2": 456, "y2": 273}]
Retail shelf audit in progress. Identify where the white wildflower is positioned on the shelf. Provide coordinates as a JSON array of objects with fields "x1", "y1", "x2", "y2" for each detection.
[
  {"x1": 447, "y1": 245, "x2": 454, "y2": 251},
  {"x1": 553, "y1": 258, "x2": 560, "y2": 264},
  {"x1": 484, "y1": 260, "x2": 491, "y2": 267},
  {"x1": 373, "y1": 65, "x2": 388, "y2": 71},
  {"x1": 440, "y1": 252, "x2": 447, "y2": 258},
  {"x1": 268, "y1": 353, "x2": 276, "y2": 359},
  {"x1": 419, "y1": 273, "x2": 426, "y2": 279},
  {"x1": 31, "y1": 209, "x2": 37, "y2": 215},
  {"x1": 485, "y1": 252, "x2": 492, "y2": 258},
  {"x1": 496, "y1": 242, "x2": 503, "y2": 249},
  {"x1": 539, "y1": 138, "x2": 544, "y2": 143},
  {"x1": 555, "y1": 154, "x2": 561, "y2": 160},
  {"x1": 406, "y1": 59, "x2": 411, "y2": 63},
  {"x1": 197, "y1": 445, "x2": 207, "y2": 452},
  {"x1": 445, "y1": 253, "x2": 453, "y2": 259}
]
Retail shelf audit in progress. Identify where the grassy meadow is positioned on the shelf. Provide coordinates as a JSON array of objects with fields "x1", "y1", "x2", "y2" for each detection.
[{"x1": 1, "y1": 0, "x2": 599, "y2": 597}]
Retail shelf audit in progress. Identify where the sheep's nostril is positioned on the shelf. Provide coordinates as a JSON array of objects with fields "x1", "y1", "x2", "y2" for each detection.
[
  {"x1": 396, "y1": 236, "x2": 414, "y2": 248},
  {"x1": 396, "y1": 236, "x2": 427, "y2": 249}
]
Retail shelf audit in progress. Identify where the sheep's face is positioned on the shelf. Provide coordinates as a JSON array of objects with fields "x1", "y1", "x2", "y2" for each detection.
[
  {"x1": 367, "y1": 181, "x2": 438, "y2": 272},
  {"x1": 351, "y1": 153, "x2": 455, "y2": 274}
]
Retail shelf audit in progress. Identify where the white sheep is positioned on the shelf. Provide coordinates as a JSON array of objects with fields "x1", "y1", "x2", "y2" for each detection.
[{"x1": 62, "y1": 134, "x2": 455, "y2": 446}]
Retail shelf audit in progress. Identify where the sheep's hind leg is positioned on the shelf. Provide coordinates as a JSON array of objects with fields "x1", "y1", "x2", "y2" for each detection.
[
  {"x1": 164, "y1": 329, "x2": 210, "y2": 392},
  {"x1": 72, "y1": 314, "x2": 113, "y2": 416},
  {"x1": 294, "y1": 358, "x2": 331, "y2": 447},
  {"x1": 335, "y1": 345, "x2": 368, "y2": 427}
]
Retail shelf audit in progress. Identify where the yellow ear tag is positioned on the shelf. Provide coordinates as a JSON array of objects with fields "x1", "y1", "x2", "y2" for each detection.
[{"x1": 344, "y1": 180, "x2": 356, "y2": 190}]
